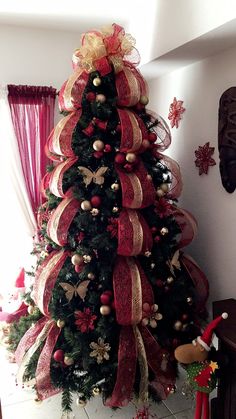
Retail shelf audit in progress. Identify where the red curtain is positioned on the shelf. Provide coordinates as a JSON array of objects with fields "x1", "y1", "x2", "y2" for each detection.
[{"x1": 8, "y1": 85, "x2": 57, "y2": 215}]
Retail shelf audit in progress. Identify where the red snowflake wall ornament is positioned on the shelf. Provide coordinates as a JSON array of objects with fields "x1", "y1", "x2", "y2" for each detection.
[
  {"x1": 168, "y1": 97, "x2": 185, "y2": 128},
  {"x1": 194, "y1": 142, "x2": 216, "y2": 175}
]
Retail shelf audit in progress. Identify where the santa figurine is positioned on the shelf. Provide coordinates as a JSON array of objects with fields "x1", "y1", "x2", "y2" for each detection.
[{"x1": 174, "y1": 312, "x2": 228, "y2": 419}]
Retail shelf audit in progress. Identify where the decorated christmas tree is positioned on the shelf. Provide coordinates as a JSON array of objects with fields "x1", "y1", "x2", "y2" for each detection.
[{"x1": 10, "y1": 24, "x2": 209, "y2": 416}]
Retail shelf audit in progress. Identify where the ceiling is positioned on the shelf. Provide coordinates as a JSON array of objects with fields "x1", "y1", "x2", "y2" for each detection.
[{"x1": 1, "y1": 0, "x2": 236, "y2": 80}]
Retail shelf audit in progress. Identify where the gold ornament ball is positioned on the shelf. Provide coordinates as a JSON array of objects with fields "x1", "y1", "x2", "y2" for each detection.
[
  {"x1": 140, "y1": 95, "x2": 149, "y2": 105},
  {"x1": 93, "y1": 77, "x2": 101, "y2": 87},
  {"x1": 111, "y1": 183, "x2": 120, "y2": 191},
  {"x1": 126, "y1": 152, "x2": 137, "y2": 163},
  {"x1": 156, "y1": 188, "x2": 165, "y2": 198},
  {"x1": 100, "y1": 305, "x2": 111, "y2": 315},
  {"x1": 64, "y1": 356, "x2": 74, "y2": 366},
  {"x1": 167, "y1": 276, "x2": 174, "y2": 284},
  {"x1": 174, "y1": 320, "x2": 183, "y2": 331},
  {"x1": 96, "y1": 94, "x2": 106, "y2": 103},
  {"x1": 76, "y1": 398, "x2": 87, "y2": 407},
  {"x1": 150, "y1": 263, "x2": 155, "y2": 269},
  {"x1": 93, "y1": 139, "x2": 105, "y2": 151},
  {"x1": 112, "y1": 206, "x2": 119, "y2": 213},
  {"x1": 57, "y1": 319, "x2": 65, "y2": 328},
  {"x1": 187, "y1": 296, "x2": 193, "y2": 305},
  {"x1": 88, "y1": 272, "x2": 95, "y2": 280},
  {"x1": 83, "y1": 255, "x2": 92, "y2": 263},
  {"x1": 71, "y1": 254, "x2": 83, "y2": 265},
  {"x1": 92, "y1": 387, "x2": 100, "y2": 396},
  {"x1": 160, "y1": 227, "x2": 169, "y2": 235},
  {"x1": 91, "y1": 208, "x2": 99, "y2": 216},
  {"x1": 81, "y1": 200, "x2": 92, "y2": 211},
  {"x1": 160, "y1": 183, "x2": 169, "y2": 193},
  {"x1": 27, "y1": 305, "x2": 35, "y2": 315}
]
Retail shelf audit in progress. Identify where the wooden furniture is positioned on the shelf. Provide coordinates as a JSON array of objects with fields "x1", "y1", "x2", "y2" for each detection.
[{"x1": 211, "y1": 298, "x2": 236, "y2": 419}]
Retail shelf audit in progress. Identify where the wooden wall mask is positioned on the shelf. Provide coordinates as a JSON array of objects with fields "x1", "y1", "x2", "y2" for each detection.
[{"x1": 218, "y1": 87, "x2": 236, "y2": 193}]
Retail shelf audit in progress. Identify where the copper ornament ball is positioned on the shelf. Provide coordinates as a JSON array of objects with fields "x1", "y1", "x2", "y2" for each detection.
[
  {"x1": 93, "y1": 140, "x2": 105, "y2": 151},
  {"x1": 81, "y1": 200, "x2": 92, "y2": 211},
  {"x1": 93, "y1": 77, "x2": 101, "y2": 87}
]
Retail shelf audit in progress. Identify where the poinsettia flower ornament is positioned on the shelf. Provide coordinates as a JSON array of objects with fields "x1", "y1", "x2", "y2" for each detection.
[
  {"x1": 194, "y1": 142, "x2": 216, "y2": 175},
  {"x1": 168, "y1": 97, "x2": 185, "y2": 128}
]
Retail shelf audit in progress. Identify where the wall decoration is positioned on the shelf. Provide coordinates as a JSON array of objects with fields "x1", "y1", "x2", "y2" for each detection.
[
  {"x1": 194, "y1": 142, "x2": 216, "y2": 175},
  {"x1": 168, "y1": 97, "x2": 185, "y2": 128},
  {"x1": 218, "y1": 87, "x2": 236, "y2": 193}
]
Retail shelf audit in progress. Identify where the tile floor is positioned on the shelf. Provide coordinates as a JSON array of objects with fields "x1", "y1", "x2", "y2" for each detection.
[{"x1": 0, "y1": 346, "x2": 196, "y2": 419}]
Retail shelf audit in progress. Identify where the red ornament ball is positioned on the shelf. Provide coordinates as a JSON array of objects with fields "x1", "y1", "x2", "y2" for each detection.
[
  {"x1": 148, "y1": 132, "x2": 157, "y2": 142},
  {"x1": 115, "y1": 152, "x2": 126, "y2": 164},
  {"x1": 142, "y1": 139, "x2": 150, "y2": 149},
  {"x1": 75, "y1": 264, "x2": 84, "y2": 273},
  {"x1": 116, "y1": 124, "x2": 121, "y2": 133},
  {"x1": 93, "y1": 151, "x2": 103, "y2": 159},
  {"x1": 45, "y1": 244, "x2": 53, "y2": 253},
  {"x1": 103, "y1": 290, "x2": 113, "y2": 297},
  {"x1": 86, "y1": 92, "x2": 96, "y2": 102},
  {"x1": 91, "y1": 195, "x2": 102, "y2": 208},
  {"x1": 151, "y1": 226, "x2": 157, "y2": 234},
  {"x1": 124, "y1": 163, "x2": 133, "y2": 172},
  {"x1": 53, "y1": 349, "x2": 64, "y2": 363},
  {"x1": 100, "y1": 293, "x2": 111, "y2": 305},
  {"x1": 104, "y1": 144, "x2": 112, "y2": 153},
  {"x1": 154, "y1": 235, "x2": 161, "y2": 243},
  {"x1": 156, "y1": 279, "x2": 164, "y2": 288}
]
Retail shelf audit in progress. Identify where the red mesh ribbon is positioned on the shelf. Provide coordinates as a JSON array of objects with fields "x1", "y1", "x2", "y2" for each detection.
[
  {"x1": 116, "y1": 161, "x2": 156, "y2": 209},
  {"x1": 172, "y1": 207, "x2": 198, "y2": 249},
  {"x1": 117, "y1": 109, "x2": 148, "y2": 153},
  {"x1": 47, "y1": 110, "x2": 82, "y2": 157},
  {"x1": 156, "y1": 153, "x2": 183, "y2": 199},
  {"x1": 106, "y1": 326, "x2": 137, "y2": 407},
  {"x1": 108, "y1": 257, "x2": 155, "y2": 406},
  {"x1": 59, "y1": 69, "x2": 89, "y2": 112},
  {"x1": 117, "y1": 209, "x2": 153, "y2": 256},
  {"x1": 116, "y1": 66, "x2": 141, "y2": 107},
  {"x1": 180, "y1": 254, "x2": 209, "y2": 310},
  {"x1": 41, "y1": 171, "x2": 52, "y2": 198},
  {"x1": 36, "y1": 321, "x2": 61, "y2": 400},
  {"x1": 147, "y1": 111, "x2": 172, "y2": 152},
  {"x1": 49, "y1": 157, "x2": 78, "y2": 197},
  {"x1": 47, "y1": 195, "x2": 80, "y2": 246},
  {"x1": 15, "y1": 317, "x2": 61, "y2": 400},
  {"x1": 33, "y1": 250, "x2": 69, "y2": 316}
]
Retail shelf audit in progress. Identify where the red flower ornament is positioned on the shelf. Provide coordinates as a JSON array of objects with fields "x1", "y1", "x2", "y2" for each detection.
[
  {"x1": 74, "y1": 308, "x2": 97, "y2": 333},
  {"x1": 168, "y1": 97, "x2": 185, "y2": 128},
  {"x1": 194, "y1": 142, "x2": 216, "y2": 175},
  {"x1": 155, "y1": 198, "x2": 172, "y2": 218}
]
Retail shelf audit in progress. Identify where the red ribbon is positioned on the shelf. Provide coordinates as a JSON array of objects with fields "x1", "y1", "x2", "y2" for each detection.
[
  {"x1": 117, "y1": 209, "x2": 153, "y2": 256},
  {"x1": 59, "y1": 70, "x2": 89, "y2": 112},
  {"x1": 47, "y1": 111, "x2": 81, "y2": 158},
  {"x1": 47, "y1": 195, "x2": 80, "y2": 246},
  {"x1": 33, "y1": 250, "x2": 69, "y2": 316},
  {"x1": 116, "y1": 160, "x2": 156, "y2": 209},
  {"x1": 49, "y1": 157, "x2": 78, "y2": 198}
]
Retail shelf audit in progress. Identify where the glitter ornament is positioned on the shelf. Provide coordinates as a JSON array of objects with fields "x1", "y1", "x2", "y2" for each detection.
[
  {"x1": 91, "y1": 208, "x2": 100, "y2": 216},
  {"x1": 83, "y1": 255, "x2": 92, "y2": 263},
  {"x1": 93, "y1": 77, "x2": 101, "y2": 87},
  {"x1": 112, "y1": 206, "x2": 119, "y2": 213},
  {"x1": 90, "y1": 195, "x2": 102, "y2": 207},
  {"x1": 160, "y1": 227, "x2": 169, "y2": 235},
  {"x1": 81, "y1": 200, "x2": 92, "y2": 211},
  {"x1": 93, "y1": 140, "x2": 105, "y2": 151}
]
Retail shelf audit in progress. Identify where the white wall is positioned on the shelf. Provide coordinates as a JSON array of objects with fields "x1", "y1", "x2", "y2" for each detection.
[
  {"x1": 0, "y1": 24, "x2": 81, "y2": 88},
  {"x1": 148, "y1": 45, "x2": 236, "y2": 304}
]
